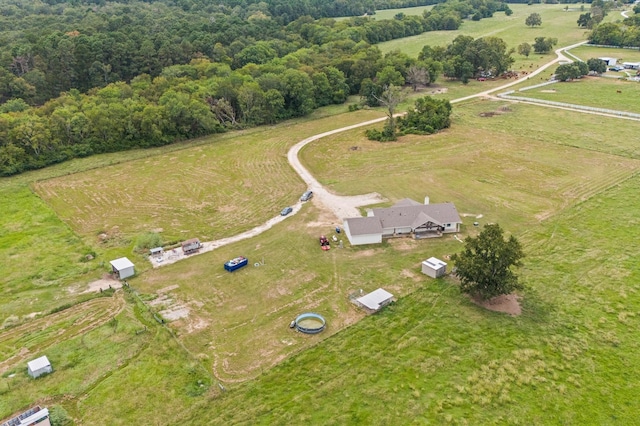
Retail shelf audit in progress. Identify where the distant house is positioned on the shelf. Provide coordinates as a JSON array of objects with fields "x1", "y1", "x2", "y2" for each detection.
[
  {"x1": 27, "y1": 356, "x2": 52, "y2": 379},
  {"x1": 181, "y1": 238, "x2": 201, "y2": 255},
  {"x1": 343, "y1": 197, "x2": 462, "y2": 246},
  {"x1": 109, "y1": 257, "x2": 135, "y2": 280},
  {"x1": 0, "y1": 406, "x2": 51, "y2": 426},
  {"x1": 422, "y1": 257, "x2": 447, "y2": 278},
  {"x1": 356, "y1": 288, "x2": 394, "y2": 312}
]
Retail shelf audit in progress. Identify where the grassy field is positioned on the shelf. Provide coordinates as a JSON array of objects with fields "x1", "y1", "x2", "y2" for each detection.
[
  {"x1": 378, "y1": 4, "x2": 594, "y2": 58},
  {"x1": 176, "y1": 173, "x2": 640, "y2": 424},
  {"x1": 3, "y1": 8, "x2": 640, "y2": 424},
  {"x1": 19, "y1": 90, "x2": 640, "y2": 424},
  {"x1": 510, "y1": 77, "x2": 640, "y2": 114}
]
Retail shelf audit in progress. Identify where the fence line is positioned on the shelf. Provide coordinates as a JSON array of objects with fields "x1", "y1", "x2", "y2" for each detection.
[{"x1": 497, "y1": 92, "x2": 640, "y2": 120}]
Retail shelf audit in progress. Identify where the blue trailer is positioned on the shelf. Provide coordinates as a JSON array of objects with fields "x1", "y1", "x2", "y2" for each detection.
[{"x1": 224, "y1": 256, "x2": 248, "y2": 272}]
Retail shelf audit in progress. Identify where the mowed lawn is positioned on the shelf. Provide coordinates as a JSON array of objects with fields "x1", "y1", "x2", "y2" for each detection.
[
  {"x1": 33, "y1": 110, "x2": 385, "y2": 247},
  {"x1": 179, "y1": 173, "x2": 640, "y2": 425},
  {"x1": 512, "y1": 77, "x2": 640, "y2": 114}
]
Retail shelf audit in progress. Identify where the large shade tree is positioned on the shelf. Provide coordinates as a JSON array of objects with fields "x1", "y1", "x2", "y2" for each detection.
[{"x1": 451, "y1": 224, "x2": 524, "y2": 300}]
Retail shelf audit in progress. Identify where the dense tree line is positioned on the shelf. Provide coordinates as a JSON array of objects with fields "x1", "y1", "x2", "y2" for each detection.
[
  {"x1": 0, "y1": 0, "x2": 515, "y2": 175},
  {"x1": 0, "y1": 0, "x2": 511, "y2": 106},
  {"x1": 586, "y1": 0, "x2": 640, "y2": 47},
  {"x1": 419, "y1": 35, "x2": 514, "y2": 83}
]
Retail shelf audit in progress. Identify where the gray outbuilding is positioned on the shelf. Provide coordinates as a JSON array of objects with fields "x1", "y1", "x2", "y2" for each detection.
[{"x1": 422, "y1": 257, "x2": 447, "y2": 278}]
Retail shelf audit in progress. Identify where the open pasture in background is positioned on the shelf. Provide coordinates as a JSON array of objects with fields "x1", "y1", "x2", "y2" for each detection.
[
  {"x1": 33, "y1": 110, "x2": 384, "y2": 247},
  {"x1": 378, "y1": 4, "x2": 596, "y2": 60},
  {"x1": 511, "y1": 76, "x2": 640, "y2": 114},
  {"x1": 301, "y1": 98, "x2": 640, "y2": 229}
]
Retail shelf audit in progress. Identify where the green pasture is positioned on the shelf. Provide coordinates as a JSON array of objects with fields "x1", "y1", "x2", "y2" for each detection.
[
  {"x1": 570, "y1": 45, "x2": 640, "y2": 64},
  {"x1": 178, "y1": 173, "x2": 640, "y2": 425},
  {"x1": 511, "y1": 77, "x2": 640, "y2": 114},
  {"x1": 0, "y1": 301, "x2": 152, "y2": 420},
  {"x1": 370, "y1": 5, "x2": 434, "y2": 20},
  {"x1": 33, "y1": 109, "x2": 384, "y2": 247},
  {"x1": 379, "y1": 4, "x2": 592, "y2": 57},
  {"x1": 4, "y1": 43, "x2": 640, "y2": 424}
]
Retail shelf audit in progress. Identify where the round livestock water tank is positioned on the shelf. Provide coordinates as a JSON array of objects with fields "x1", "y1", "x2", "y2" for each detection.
[{"x1": 294, "y1": 313, "x2": 326, "y2": 334}]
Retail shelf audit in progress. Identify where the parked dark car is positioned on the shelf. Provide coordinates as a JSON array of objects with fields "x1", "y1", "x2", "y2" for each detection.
[{"x1": 280, "y1": 206, "x2": 293, "y2": 216}]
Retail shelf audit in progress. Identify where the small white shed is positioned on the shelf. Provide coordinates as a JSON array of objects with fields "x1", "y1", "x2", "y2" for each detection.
[
  {"x1": 27, "y1": 355, "x2": 52, "y2": 379},
  {"x1": 356, "y1": 288, "x2": 394, "y2": 312},
  {"x1": 422, "y1": 257, "x2": 447, "y2": 278},
  {"x1": 110, "y1": 257, "x2": 135, "y2": 280}
]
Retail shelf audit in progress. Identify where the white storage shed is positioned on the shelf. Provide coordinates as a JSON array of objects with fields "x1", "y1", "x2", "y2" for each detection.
[
  {"x1": 27, "y1": 355, "x2": 52, "y2": 379},
  {"x1": 356, "y1": 288, "x2": 394, "y2": 312},
  {"x1": 422, "y1": 257, "x2": 447, "y2": 278},
  {"x1": 109, "y1": 257, "x2": 135, "y2": 280}
]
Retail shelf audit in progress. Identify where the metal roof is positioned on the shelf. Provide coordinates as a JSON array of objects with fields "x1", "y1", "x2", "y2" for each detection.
[
  {"x1": 27, "y1": 355, "x2": 50, "y2": 371},
  {"x1": 422, "y1": 257, "x2": 447, "y2": 269},
  {"x1": 109, "y1": 257, "x2": 134, "y2": 271},
  {"x1": 356, "y1": 288, "x2": 394, "y2": 310}
]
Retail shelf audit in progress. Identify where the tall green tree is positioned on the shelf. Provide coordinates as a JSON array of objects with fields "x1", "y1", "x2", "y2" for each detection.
[
  {"x1": 451, "y1": 223, "x2": 524, "y2": 300},
  {"x1": 525, "y1": 13, "x2": 542, "y2": 27},
  {"x1": 397, "y1": 96, "x2": 451, "y2": 135}
]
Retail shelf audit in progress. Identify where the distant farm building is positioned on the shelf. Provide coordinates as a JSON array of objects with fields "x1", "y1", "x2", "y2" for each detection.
[
  {"x1": 622, "y1": 62, "x2": 640, "y2": 70},
  {"x1": 422, "y1": 257, "x2": 447, "y2": 278},
  {"x1": 181, "y1": 238, "x2": 201, "y2": 255},
  {"x1": 356, "y1": 288, "x2": 394, "y2": 312},
  {"x1": 343, "y1": 197, "x2": 462, "y2": 246},
  {"x1": 27, "y1": 356, "x2": 52, "y2": 379},
  {"x1": 109, "y1": 257, "x2": 135, "y2": 280},
  {"x1": 598, "y1": 57, "x2": 617, "y2": 66},
  {"x1": 0, "y1": 406, "x2": 51, "y2": 426}
]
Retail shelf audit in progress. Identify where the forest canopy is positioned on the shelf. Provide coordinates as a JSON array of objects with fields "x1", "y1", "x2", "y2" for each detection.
[{"x1": 0, "y1": 0, "x2": 513, "y2": 176}]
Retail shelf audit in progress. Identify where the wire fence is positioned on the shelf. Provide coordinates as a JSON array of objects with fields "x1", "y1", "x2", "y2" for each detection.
[{"x1": 497, "y1": 91, "x2": 640, "y2": 120}]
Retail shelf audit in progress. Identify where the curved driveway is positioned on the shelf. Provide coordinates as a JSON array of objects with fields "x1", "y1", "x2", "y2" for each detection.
[{"x1": 151, "y1": 41, "x2": 594, "y2": 267}]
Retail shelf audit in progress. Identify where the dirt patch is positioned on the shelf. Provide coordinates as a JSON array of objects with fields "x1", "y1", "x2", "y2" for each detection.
[
  {"x1": 352, "y1": 249, "x2": 376, "y2": 258},
  {"x1": 159, "y1": 306, "x2": 190, "y2": 321},
  {"x1": 479, "y1": 111, "x2": 498, "y2": 117},
  {"x1": 387, "y1": 238, "x2": 418, "y2": 251},
  {"x1": 470, "y1": 293, "x2": 521, "y2": 316},
  {"x1": 428, "y1": 87, "x2": 448, "y2": 95},
  {"x1": 540, "y1": 89, "x2": 556, "y2": 93},
  {"x1": 83, "y1": 275, "x2": 122, "y2": 293}
]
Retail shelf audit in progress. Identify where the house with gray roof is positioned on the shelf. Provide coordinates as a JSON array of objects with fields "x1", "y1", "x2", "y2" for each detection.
[{"x1": 343, "y1": 198, "x2": 462, "y2": 246}]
